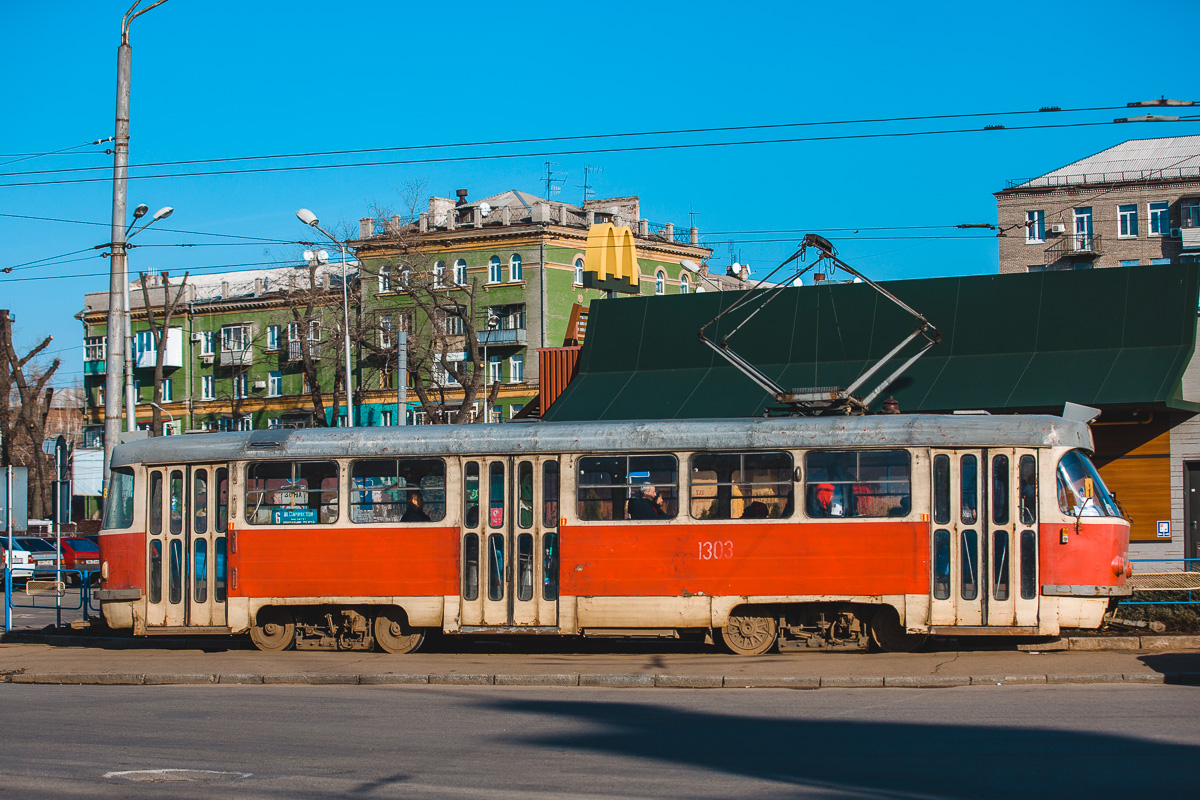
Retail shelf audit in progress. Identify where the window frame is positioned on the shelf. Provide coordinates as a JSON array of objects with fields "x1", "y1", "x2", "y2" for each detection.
[
  {"x1": 454, "y1": 259, "x2": 467, "y2": 286},
  {"x1": 688, "y1": 451, "x2": 795, "y2": 521},
  {"x1": 576, "y1": 453, "x2": 680, "y2": 522},
  {"x1": 243, "y1": 460, "x2": 341, "y2": 526},
  {"x1": 1025, "y1": 210, "x2": 1045, "y2": 244},
  {"x1": 803, "y1": 449, "x2": 912, "y2": 519},
  {"x1": 510, "y1": 253, "x2": 523, "y2": 282},
  {"x1": 488, "y1": 256, "x2": 502, "y2": 284},
  {"x1": 1118, "y1": 204, "x2": 1139, "y2": 238},
  {"x1": 349, "y1": 457, "x2": 447, "y2": 524},
  {"x1": 1149, "y1": 201, "x2": 1170, "y2": 236}
]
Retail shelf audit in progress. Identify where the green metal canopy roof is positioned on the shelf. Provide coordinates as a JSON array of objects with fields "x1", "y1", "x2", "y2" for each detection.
[{"x1": 543, "y1": 264, "x2": 1200, "y2": 421}]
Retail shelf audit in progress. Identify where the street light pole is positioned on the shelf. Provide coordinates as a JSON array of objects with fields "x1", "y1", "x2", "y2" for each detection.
[
  {"x1": 296, "y1": 209, "x2": 355, "y2": 427},
  {"x1": 104, "y1": 0, "x2": 170, "y2": 486}
]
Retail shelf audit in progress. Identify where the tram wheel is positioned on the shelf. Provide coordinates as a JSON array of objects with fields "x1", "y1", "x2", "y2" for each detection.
[
  {"x1": 374, "y1": 608, "x2": 425, "y2": 655},
  {"x1": 250, "y1": 607, "x2": 296, "y2": 652},
  {"x1": 721, "y1": 610, "x2": 778, "y2": 656},
  {"x1": 868, "y1": 606, "x2": 928, "y2": 653}
]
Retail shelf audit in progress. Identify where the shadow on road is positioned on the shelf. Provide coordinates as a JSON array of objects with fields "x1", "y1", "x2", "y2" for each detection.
[{"x1": 485, "y1": 696, "x2": 1200, "y2": 798}]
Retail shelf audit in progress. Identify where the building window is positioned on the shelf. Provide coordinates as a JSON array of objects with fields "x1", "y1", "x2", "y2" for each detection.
[
  {"x1": 1149, "y1": 202, "x2": 1169, "y2": 235},
  {"x1": 679, "y1": 275, "x2": 690, "y2": 294},
  {"x1": 510, "y1": 254, "x2": 522, "y2": 281},
  {"x1": 574, "y1": 258, "x2": 584, "y2": 285},
  {"x1": 488, "y1": 256, "x2": 502, "y2": 283},
  {"x1": 308, "y1": 321, "x2": 321, "y2": 342},
  {"x1": 287, "y1": 321, "x2": 300, "y2": 343},
  {"x1": 378, "y1": 264, "x2": 392, "y2": 293},
  {"x1": 380, "y1": 316, "x2": 393, "y2": 349},
  {"x1": 84, "y1": 336, "x2": 106, "y2": 361},
  {"x1": 1150, "y1": 258, "x2": 1171, "y2": 265},
  {"x1": 509, "y1": 404, "x2": 523, "y2": 419},
  {"x1": 266, "y1": 325, "x2": 281, "y2": 351},
  {"x1": 1073, "y1": 208, "x2": 1094, "y2": 251},
  {"x1": 1025, "y1": 210, "x2": 1045, "y2": 243},
  {"x1": 133, "y1": 379, "x2": 141, "y2": 403},
  {"x1": 489, "y1": 356, "x2": 502, "y2": 384},
  {"x1": 199, "y1": 330, "x2": 215, "y2": 356},
  {"x1": 1118, "y1": 204, "x2": 1138, "y2": 238},
  {"x1": 268, "y1": 371, "x2": 283, "y2": 397},
  {"x1": 160, "y1": 379, "x2": 172, "y2": 403},
  {"x1": 1119, "y1": 259, "x2": 1140, "y2": 267},
  {"x1": 237, "y1": 414, "x2": 253, "y2": 432},
  {"x1": 1182, "y1": 199, "x2": 1199, "y2": 229},
  {"x1": 509, "y1": 353, "x2": 524, "y2": 383},
  {"x1": 490, "y1": 405, "x2": 503, "y2": 424},
  {"x1": 438, "y1": 310, "x2": 464, "y2": 336},
  {"x1": 1181, "y1": 255, "x2": 1200, "y2": 264},
  {"x1": 221, "y1": 325, "x2": 250, "y2": 352},
  {"x1": 267, "y1": 417, "x2": 281, "y2": 430},
  {"x1": 454, "y1": 259, "x2": 467, "y2": 286},
  {"x1": 433, "y1": 260, "x2": 445, "y2": 288},
  {"x1": 1026, "y1": 265, "x2": 1045, "y2": 273},
  {"x1": 381, "y1": 410, "x2": 393, "y2": 426},
  {"x1": 135, "y1": 330, "x2": 155, "y2": 360},
  {"x1": 655, "y1": 270, "x2": 665, "y2": 295},
  {"x1": 233, "y1": 373, "x2": 248, "y2": 399},
  {"x1": 201, "y1": 375, "x2": 215, "y2": 400}
]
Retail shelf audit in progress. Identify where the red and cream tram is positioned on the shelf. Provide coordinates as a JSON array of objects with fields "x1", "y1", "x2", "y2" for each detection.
[{"x1": 93, "y1": 413, "x2": 1131, "y2": 654}]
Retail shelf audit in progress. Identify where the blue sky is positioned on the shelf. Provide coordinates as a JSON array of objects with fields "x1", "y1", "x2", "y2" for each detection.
[{"x1": 3, "y1": 0, "x2": 1199, "y2": 383}]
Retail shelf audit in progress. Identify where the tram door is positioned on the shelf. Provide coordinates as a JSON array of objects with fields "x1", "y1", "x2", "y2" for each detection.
[
  {"x1": 145, "y1": 464, "x2": 229, "y2": 629},
  {"x1": 459, "y1": 456, "x2": 560, "y2": 628},
  {"x1": 929, "y1": 450, "x2": 1039, "y2": 628}
]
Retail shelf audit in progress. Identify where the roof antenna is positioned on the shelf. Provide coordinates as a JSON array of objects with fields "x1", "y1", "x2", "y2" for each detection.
[{"x1": 697, "y1": 233, "x2": 941, "y2": 416}]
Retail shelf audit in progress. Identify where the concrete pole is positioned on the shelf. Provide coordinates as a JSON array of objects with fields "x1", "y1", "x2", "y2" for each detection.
[
  {"x1": 340, "y1": 242, "x2": 354, "y2": 427},
  {"x1": 103, "y1": 38, "x2": 131, "y2": 483}
]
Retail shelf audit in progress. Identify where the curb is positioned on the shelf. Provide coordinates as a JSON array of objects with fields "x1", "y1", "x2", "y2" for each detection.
[{"x1": 7, "y1": 671, "x2": 1198, "y2": 688}]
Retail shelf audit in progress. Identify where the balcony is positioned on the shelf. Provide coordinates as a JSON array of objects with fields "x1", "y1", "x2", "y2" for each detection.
[
  {"x1": 220, "y1": 348, "x2": 253, "y2": 367},
  {"x1": 287, "y1": 341, "x2": 323, "y2": 361},
  {"x1": 1044, "y1": 234, "x2": 1102, "y2": 265},
  {"x1": 134, "y1": 327, "x2": 184, "y2": 369},
  {"x1": 479, "y1": 328, "x2": 527, "y2": 346}
]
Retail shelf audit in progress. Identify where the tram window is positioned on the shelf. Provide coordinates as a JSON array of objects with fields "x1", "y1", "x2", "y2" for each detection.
[
  {"x1": 690, "y1": 452, "x2": 793, "y2": 520},
  {"x1": 1057, "y1": 450, "x2": 1121, "y2": 517},
  {"x1": 149, "y1": 471, "x2": 163, "y2": 535},
  {"x1": 194, "y1": 470, "x2": 208, "y2": 534},
  {"x1": 350, "y1": 458, "x2": 446, "y2": 523},
  {"x1": 542, "y1": 461, "x2": 560, "y2": 528},
  {"x1": 463, "y1": 533, "x2": 479, "y2": 601},
  {"x1": 960, "y1": 455, "x2": 978, "y2": 524},
  {"x1": 1020, "y1": 529, "x2": 1037, "y2": 600},
  {"x1": 577, "y1": 455, "x2": 678, "y2": 521},
  {"x1": 244, "y1": 461, "x2": 339, "y2": 525},
  {"x1": 992, "y1": 455, "x2": 1010, "y2": 525},
  {"x1": 961, "y1": 530, "x2": 978, "y2": 601},
  {"x1": 169, "y1": 470, "x2": 185, "y2": 535},
  {"x1": 518, "y1": 461, "x2": 534, "y2": 529},
  {"x1": 804, "y1": 450, "x2": 910, "y2": 518},
  {"x1": 214, "y1": 536, "x2": 227, "y2": 602},
  {"x1": 993, "y1": 531, "x2": 1011, "y2": 601},
  {"x1": 517, "y1": 533, "x2": 534, "y2": 601},
  {"x1": 194, "y1": 539, "x2": 208, "y2": 603},
  {"x1": 488, "y1": 533, "x2": 505, "y2": 600},
  {"x1": 933, "y1": 454, "x2": 950, "y2": 525},
  {"x1": 488, "y1": 462, "x2": 506, "y2": 528},
  {"x1": 933, "y1": 529, "x2": 950, "y2": 600},
  {"x1": 148, "y1": 540, "x2": 163, "y2": 604},
  {"x1": 542, "y1": 532, "x2": 559, "y2": 600},
  {"x1": 1019, "y1": 455, "x2": 1037, "y2": 525},
  {"x1": 464, "y1": 462, "x2": 480, "y2": 528},
  {"x1": 103, "y1": 467, "x2": 136, "y2": 530},
  {"x1": 216, "y1": 468, "x2": 229, "y2": 533},
  {"x1": 168, "y1": 539, "x2": 183, "y2": 605}
]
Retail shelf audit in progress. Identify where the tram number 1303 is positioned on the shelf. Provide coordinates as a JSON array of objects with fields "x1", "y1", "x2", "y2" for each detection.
[{"x1": 697, "y1": 540, "x2": 734, "y2": 560}]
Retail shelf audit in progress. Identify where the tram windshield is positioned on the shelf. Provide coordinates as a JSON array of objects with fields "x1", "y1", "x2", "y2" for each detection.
[
  {"x1": 1056, "y1": 450, "x2": 1121, "y2": 517},
  {"x1": 102, "y1": 467, "x2": 136, "y2": 530}
]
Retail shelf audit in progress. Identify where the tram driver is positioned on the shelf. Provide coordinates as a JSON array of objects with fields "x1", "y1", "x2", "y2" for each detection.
[{"x1": 401, "y1": 489, "x2": 432, "y2": 523}]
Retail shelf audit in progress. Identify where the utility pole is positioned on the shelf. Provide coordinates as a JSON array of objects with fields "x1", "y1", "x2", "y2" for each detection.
[
  {"x1": 0, "y1": 310, "x2": 10, "y2": 467},
  {"x1": 103, "y1": 0, "x2": 170, "y2": 487}
]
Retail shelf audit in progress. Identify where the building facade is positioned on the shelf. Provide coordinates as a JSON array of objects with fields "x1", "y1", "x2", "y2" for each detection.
[{"x1": 996, "y1": 136, "x2": 1200, "y2": 274}]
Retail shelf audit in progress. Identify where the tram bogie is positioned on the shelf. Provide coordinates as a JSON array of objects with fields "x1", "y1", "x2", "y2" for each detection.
[{"x1": 94, "y1": 414, "x2": 1132, "y2": 655}]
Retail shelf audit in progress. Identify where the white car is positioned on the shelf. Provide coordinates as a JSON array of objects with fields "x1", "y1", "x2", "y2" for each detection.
[{"x1": 1, "y1": 540, "x2": 34, "y2": 580}]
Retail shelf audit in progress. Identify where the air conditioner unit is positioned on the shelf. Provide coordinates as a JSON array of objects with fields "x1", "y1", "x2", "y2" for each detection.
[
  {"x1": 1171, "y1": 228, "x2": 1182, "y2": 239},
  {"x1": 1050, "y1": 224, "x2": 1066, "y2": 234},
  {"x1": 253, "y1": 380, "x2": 267, "y2": 390},
  {"x1": 190, "y1": 332, "x2": 204, "y2": 342},
  {"x1": 200, "y1": 355, "x2": 214, "y2": 365}
]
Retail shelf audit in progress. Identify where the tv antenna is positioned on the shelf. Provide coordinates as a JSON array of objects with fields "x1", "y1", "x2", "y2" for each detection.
[
  {"x1": 580, "y1": 165, "x2": 603, "y2": 206},
  {"x1": 543, "y1": 161, "x2": 566, "y2": 199},
  {"x1": 698, "y1": 233, "x2": 941, "y2": 416}
]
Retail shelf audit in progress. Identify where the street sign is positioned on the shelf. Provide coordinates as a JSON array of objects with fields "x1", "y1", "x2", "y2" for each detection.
[
  {"x1": 1, "y1": 466, "x2": 29, "y2": 532},
  {"x1": 1157, "y1": 520, "x2": 1171, "y2": 539}
]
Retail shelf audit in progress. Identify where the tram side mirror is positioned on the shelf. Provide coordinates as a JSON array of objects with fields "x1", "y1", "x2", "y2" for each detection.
[
  {"x1": 793, "y1": 467, "x2": 803, "y2": 482},
  {"x1": 1083, "y1": 477, "x2": 1095, "y2": 499}
]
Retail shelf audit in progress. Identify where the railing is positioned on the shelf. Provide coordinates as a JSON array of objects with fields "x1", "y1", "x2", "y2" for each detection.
[
  {"x1": 287, "y1": 341, "x2": 323, "y2": 361},
  {"x1": 4, "y1": 568, "x2": 99, "y2": 631},
  {"x1": 219, "y1": 348, "x2": 253, "y2": 367},
  {"x1": 1119, "y1": 558, "x2": 1200, "y2": 606},
  {"x1": 1044, "y1": 234, "x2": 1102, "y2": 265},
  {"x1": 479, "y1": 328, "x2": 527, "y2": 346}
]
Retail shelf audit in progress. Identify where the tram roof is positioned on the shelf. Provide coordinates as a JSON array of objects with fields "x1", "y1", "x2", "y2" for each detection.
[
  {"x1": 543, "y1": 263, "x2": 1200, "y2": 421},
  {"x1": 110, "y1": 414, "x2": 1092, "y2": 467}
]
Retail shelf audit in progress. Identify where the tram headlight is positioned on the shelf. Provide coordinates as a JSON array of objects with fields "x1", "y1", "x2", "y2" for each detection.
[{"x1": 101, "y1": 560, "x2": 109, "y2": 581}]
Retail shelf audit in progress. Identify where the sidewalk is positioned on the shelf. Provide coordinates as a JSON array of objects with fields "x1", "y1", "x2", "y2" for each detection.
[{"x1": 2, "y1": 629, "x2": 1198, "y2": 688}]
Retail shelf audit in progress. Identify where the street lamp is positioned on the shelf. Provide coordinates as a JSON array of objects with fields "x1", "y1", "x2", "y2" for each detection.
[
  {"x1": 118, "y1": 205, "x2": 173, "y2": 435},
  {"x1": 680, "y1": 258, "x2": 723, "y2": 293},
  {"x1": 296, "y1": 209, "x2": 355, "y2": 427},
  {"x1": 149, "y1": 401, "x2": 174, "y2": 434},
  {"x1": 482, "y1": 315, "x2": 500, "y2": 421},
  {"x1": 104, "y1": 0, "x2": 172, "y2": 484}
]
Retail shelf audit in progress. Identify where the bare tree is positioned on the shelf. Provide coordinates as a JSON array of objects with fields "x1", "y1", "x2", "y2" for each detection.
[
  {"x1": 139, "y1": 271, "x2": 189, "y2": 436},
  {"x1": 1, "y1": 327, "x2": 61, "y2": 519},
  {"x1": 277, "y1": 261, "x2": 343, "y2": 427}
]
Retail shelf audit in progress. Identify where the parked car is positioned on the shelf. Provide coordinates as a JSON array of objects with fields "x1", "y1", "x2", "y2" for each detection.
[
  {"x1": 1, "y1": 540, "x2": 34, "y2": 581},
  {"x1": 15, "y1": 536, "x2": 62, "y2": 580},
  {"x1": 60, "y1": 537, "x2": 101, "y2": 584}
]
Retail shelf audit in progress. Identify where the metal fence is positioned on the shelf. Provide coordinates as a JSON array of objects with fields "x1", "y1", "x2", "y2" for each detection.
[
  {"x1": 4, "y1": 567, "x2": 98, "y2": 631},
  {"x1": 1119, "y1": 558, "x2": 1200, "y2": 606}
]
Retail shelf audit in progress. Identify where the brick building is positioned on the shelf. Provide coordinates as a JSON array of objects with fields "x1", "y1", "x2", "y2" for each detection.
[{"x1": 995, "y1": 136, "x2": 1200, "y2": 274}]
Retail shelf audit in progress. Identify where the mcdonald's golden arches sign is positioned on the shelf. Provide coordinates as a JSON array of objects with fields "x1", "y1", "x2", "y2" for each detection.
[{"x1": 582, "y1": 223, "x2": 640, "y2": 294}]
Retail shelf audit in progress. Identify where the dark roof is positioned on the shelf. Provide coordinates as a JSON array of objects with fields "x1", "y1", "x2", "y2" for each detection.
[{"x1": 543, "y1": 264, "x2": 1200, "y2": 421}]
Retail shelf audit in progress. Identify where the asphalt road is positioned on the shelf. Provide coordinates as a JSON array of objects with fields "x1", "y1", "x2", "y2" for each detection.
[{"x1": 0, "y1": 684, "x2": 1196, "y2": 799}]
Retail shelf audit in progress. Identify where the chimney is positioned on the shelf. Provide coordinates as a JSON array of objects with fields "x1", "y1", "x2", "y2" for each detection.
[{"x1": 455, "y1": 189, "x2": 469, "y2": 206}]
